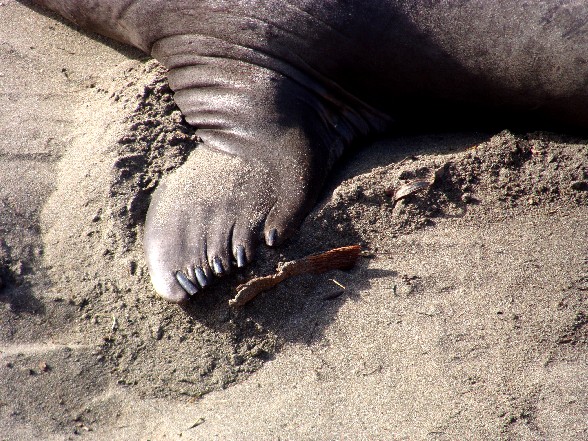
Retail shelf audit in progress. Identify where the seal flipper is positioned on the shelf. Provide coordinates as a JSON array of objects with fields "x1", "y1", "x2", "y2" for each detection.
[{"x1": 144, "y1": 36, "x2": 387, "y2": 301}]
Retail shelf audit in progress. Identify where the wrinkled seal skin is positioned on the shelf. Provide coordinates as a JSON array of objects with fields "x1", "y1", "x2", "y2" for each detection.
[{"x1": 30, "y1": 0, "x2": 588, "y2": 302}]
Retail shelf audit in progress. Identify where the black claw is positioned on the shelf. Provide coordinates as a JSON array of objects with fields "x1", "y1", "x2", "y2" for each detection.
[
  {"x1": 266, "y1": 228, "x2": 278, "y2": 247},
  {"x1": 175, "y1": 271, "x2": 198, "y2": 296},
  {"x1": 212, "y1": 256, "x2": 224, "y2": 275},
  {"x1": 195, "y1": 266, "x2": 208, "y2": 287},
  {"x1": 235, "y1": 245, "x2": 246, "y2": 268}
]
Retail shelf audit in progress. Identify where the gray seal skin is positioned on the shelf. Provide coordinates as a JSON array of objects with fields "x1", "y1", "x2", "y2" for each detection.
[{"x1": 30, "y1": 0, "x2": 588, "y2": 302}]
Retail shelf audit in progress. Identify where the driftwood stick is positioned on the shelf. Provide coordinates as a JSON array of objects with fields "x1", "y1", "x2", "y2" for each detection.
[{"x1": 229, "y1": 245, "x2": 362, "y2": 307}]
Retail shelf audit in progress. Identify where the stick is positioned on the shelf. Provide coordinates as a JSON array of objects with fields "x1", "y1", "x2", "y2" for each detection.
[{"x1": 229, "y1": 245, "x2": 362, "y2": 307}]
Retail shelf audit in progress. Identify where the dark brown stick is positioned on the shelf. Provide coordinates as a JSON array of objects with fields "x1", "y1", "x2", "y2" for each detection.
[{"x1": 229, "y1": 245, "x2": 362, "y2": 307}]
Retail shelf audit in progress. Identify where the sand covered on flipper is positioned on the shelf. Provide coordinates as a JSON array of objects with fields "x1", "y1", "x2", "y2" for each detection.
[{"x1": 2, "y1": 3, "x2": 587, "y2": 439}]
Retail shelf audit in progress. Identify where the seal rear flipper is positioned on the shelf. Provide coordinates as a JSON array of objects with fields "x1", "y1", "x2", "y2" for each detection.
[{"x1": 144, "y1": 36, "x2": 389, "y2": 299}]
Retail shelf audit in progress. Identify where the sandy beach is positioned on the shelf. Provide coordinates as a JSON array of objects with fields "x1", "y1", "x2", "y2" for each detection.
[{"x1": 1, "y1": 1, "x2": 587, "y2": 439}]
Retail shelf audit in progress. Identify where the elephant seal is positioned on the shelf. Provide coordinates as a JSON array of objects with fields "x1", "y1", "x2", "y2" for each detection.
[{"x1": 30, "y1": 0, "x2": 588, "y2": 302}]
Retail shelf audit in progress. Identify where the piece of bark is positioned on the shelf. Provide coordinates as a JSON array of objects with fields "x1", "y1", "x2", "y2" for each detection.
[{"x1": 229, "y1": 245, "x2": 362, "y2": 307}]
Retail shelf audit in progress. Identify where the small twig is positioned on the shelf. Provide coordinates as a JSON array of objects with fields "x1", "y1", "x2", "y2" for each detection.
[
  {"x1": 229, "y1": 245, "x2": 361, "y2": 307},
  {"x1": 187, "y1": 418, "x2": 205, "y2": 430},
  {"x1": 322, "y1": 279, "x2": 347, "y2": 301},
  {"x1": 329, "y1": 279, "x2": 346, "y2": 290}
]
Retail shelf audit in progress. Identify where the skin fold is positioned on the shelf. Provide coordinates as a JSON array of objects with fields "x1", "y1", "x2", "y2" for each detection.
[{"x1": 28, "y1": 0, "x2": 588, "y2": 302}]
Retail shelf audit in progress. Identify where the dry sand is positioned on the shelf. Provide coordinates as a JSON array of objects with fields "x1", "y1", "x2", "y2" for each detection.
[{"x1": 1, "y1": 1, "x2": 587, "y2": 439}]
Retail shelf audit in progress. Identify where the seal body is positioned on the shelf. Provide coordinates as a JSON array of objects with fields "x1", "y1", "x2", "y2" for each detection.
[
  {"x1": 34, "y1": 1, "x2": 588, "y2": 127},
  {"x1": 31, "y1": 0, "x2": 588, "y2": 301}
]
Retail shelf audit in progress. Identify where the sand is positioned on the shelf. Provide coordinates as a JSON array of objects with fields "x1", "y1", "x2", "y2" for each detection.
[{"x1": 1, "y1": 1, "x2": 587, "y2": 439}]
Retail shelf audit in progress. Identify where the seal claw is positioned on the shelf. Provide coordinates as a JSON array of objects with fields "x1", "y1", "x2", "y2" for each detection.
[
  {"x1": 266, "y1": 228, "x2": 278, "y2": 247},
  {"x1": 235, "y1": 245, "x2": 246, "y2": 268},
  {"x1": 175, "y1": 271, "x2": 198, "y2": 296},
  {"x1": 195, "y1": 266, "x2": 209, "y2": 287},
  {"x1": 212, "y1": 256, "x2": 224, "y2": 275}
]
